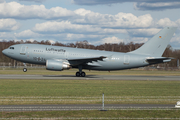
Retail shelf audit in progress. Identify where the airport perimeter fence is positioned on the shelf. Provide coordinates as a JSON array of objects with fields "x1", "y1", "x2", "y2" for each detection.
[
  {"x1": 0, "y1": 62, "x2": 179, "y2": 71},
  {"x1": 0, "y1": 62, "x2": 46, "y2": 69}
]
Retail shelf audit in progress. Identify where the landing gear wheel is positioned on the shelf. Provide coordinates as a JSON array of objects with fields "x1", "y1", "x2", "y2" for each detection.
[
  {"x1": 23, "y1": 68, "x2": 27, "y2": 72},
  {"x1": 81, "y1": 72, "x2": 86, "y2": 77},
  {"x1": 76, "y1": 72, "x2": 81, "y2": 77}
]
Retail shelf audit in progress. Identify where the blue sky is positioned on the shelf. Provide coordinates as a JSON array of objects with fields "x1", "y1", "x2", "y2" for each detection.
[{"x1": 0, "y1": 0, "x2": 180, "y2": 49}]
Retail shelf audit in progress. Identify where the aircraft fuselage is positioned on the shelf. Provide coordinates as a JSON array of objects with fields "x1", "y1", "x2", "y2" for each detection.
[{"x1": 3, "y1": 44, "x2": 149, "y2": 71}]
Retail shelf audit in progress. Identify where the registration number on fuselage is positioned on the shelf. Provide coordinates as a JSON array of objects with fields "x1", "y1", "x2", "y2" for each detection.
[{"x1": 33, "y1": 57, "x2": 46, "y2": 62}]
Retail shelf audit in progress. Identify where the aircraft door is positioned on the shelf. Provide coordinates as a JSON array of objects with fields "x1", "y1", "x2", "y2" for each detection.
[
  {"x1": 26, "y1": 47, "x2": 31, "y2": 59},
  {"x1": 124, "y1": 55, "x2": 130, "y2": 65},
  {"x1": 20, "y1": 46, "x2": 27, "y2": 55}
]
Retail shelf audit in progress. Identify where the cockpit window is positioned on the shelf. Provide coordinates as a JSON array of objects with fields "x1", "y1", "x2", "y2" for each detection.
[{"x1": 10, "y1": 47, "x2": 14, "y2": 49}]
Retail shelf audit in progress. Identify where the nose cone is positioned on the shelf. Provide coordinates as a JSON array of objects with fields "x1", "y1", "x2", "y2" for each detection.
[{"x1": 2, "y1": 49, "x2": 7, "y2": 55}]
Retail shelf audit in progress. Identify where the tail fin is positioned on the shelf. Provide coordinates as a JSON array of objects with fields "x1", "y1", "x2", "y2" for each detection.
[{"x1": 129, "y1": 27, "x2": 177, "y2": 57}]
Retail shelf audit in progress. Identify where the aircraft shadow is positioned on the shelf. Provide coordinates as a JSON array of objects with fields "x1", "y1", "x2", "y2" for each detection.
[{"x1": 43, "y1": 75, "x2": 99, "y2": 78}]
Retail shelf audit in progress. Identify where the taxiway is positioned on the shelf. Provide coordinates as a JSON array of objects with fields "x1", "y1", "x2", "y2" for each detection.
[{"x1": 0, "y1": 104, "x2": 175, "y2": 111}]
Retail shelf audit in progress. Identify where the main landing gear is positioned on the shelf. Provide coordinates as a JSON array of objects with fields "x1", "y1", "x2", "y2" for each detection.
[
  {"x1": 76, "y1": 65, "x2": 86, "y2": 77},
  {"x1": 76, "y1": 71, "x2": 86, "y2": 77}
]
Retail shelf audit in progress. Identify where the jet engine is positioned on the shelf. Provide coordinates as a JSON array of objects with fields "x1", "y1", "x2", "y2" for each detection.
[{"x1": 46, "y1": 59, "x2": 71, "y2": 71}]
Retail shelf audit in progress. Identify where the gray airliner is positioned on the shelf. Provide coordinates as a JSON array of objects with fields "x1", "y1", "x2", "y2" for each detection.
[{"x1": 2, "y1": 27, "x2": 177, "y2": 77}]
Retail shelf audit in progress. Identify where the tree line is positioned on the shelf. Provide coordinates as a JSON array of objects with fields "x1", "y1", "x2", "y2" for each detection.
[{"x1": 0, "y1": 40, "x2": 180, "y2": 67}]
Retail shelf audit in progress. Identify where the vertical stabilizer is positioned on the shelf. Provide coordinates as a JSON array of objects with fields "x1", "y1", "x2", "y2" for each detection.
[{"x1": 130, "y1": 27, "x2": 177, "y2": 57}]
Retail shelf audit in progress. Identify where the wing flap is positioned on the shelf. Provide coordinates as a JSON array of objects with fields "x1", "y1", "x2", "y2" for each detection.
[{"x1": 68, "y1": 56, "x2": 107, "y2": 66}]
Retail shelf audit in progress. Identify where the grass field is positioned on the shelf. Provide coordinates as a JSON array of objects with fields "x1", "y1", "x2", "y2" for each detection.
[
  {"x1": 0, "y1": 79, "x2": 180, "y2": 105},
  {"x1": 1, "y1": 110, "x2": 180, "y2": 119},
  {"x1": 0, "y1": 69, "x2": 180, "y2": 119}
]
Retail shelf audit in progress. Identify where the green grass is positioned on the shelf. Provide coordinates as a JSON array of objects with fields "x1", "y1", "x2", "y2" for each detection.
[
  {"x1": 0, "y1": 79, "x2": 180, "y2": 105},
  {"x1": 1, "y1": 79, "x2": 180, "y2": 96},
  {"x1": 1, "y1": 110, "x2": 180, "y2": 119}
]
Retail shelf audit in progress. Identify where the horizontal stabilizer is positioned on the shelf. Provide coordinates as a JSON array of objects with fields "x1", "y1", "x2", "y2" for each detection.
[{"x1": 146, "y1": 57, "x2": 173, "y2": 64}]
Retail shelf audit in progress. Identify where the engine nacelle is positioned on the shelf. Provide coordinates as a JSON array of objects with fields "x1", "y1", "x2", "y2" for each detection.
[{"x1": 46, "y1": 60, "x2": 71, "y2": 71}]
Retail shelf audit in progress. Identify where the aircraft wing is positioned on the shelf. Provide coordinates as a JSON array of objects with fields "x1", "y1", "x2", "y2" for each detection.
[
  {"x1": 146, "y1": 57, "x2": 173, "y2": 64},
  {"x1": 68, "y1": 56, "x2": 106, "y2": 61},
  {"x1": 68, "y1": 56, "x2": 107, "y2": 66}
]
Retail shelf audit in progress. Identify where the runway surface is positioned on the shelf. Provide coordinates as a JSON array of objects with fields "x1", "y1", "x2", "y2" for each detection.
[
  {"x1": 0, "y1": 104, "x2": 175, "y2": 111},
  {"x1": 0, "y1": 74, "x2": 179, "y2": 80}
]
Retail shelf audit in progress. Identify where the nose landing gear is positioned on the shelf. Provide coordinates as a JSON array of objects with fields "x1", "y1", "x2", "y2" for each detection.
[
  {"x1": 23, "y1": 68, "x2": 27, "y2": 72},
  {"x1": 23, "y1": 63, "x2": 27, "y2": 72}
]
